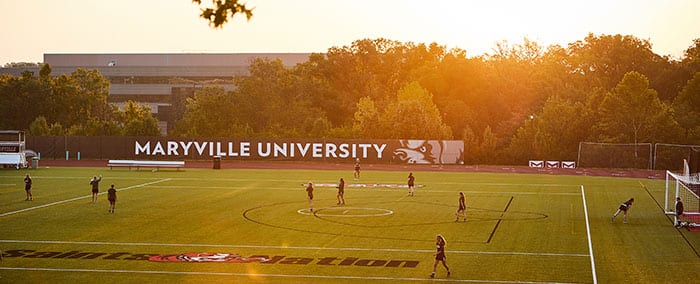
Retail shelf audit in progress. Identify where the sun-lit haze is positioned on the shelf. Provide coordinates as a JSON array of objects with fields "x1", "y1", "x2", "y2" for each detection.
[{"x1": 1, "y1": 0, "x2": 699, "y2": 65}]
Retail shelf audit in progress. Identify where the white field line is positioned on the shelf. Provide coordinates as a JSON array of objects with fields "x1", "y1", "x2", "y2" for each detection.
[
  {"x1": 146, "y1": 185, "x2": 581, "y2": 196},
  {"x1": 0, "y1": 267, "x2": 578, "y2": 284},
  {"x1": 0, "y1": 239, "x2": 588, "y2": 257},
  {"x1": 0, "y1": 175, "x2": 581, "y2": 187},
  {"x1": 580, "y1": 185, "x2": 598, "y2": 284},
  {"x1": 0, "y1": 179, "x2": 171, "y2": 217},
  {"x1": 0, "y1": 176, "x2": 167, "y2": 181}
]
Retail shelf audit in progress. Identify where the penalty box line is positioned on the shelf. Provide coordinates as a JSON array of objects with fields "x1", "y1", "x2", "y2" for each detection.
[{"x1": 0, "y1": 178, "x2": 171, "y2": 218}]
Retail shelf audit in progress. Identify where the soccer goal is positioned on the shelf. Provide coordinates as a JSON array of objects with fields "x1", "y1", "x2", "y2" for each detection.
[
  {"x1": 664, "y1": 160, "x2": 700, "y2": 228},
  {"x1": 654, "y1": 143, "x2": 700, "y2": 171},
  {"x1": 577, "y1": 142, "x2": 652, "y2": 169}
]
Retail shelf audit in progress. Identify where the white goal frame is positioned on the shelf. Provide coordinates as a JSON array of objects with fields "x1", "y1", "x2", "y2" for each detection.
[{"x1": 664, "y1": 169, "x2": 700, "y2": 226}]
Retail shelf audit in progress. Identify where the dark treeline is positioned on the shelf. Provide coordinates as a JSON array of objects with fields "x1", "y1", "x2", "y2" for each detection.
[
  {"x1": 0, "y1": 65, "x2": 160, "y2": 137},
  {"x1": 2, "y1": 34, "x2": 700, "y2": 164}
]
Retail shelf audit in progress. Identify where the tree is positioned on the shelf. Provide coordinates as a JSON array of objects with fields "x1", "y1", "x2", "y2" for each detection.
[
  {"x1": 232, "y1": 58, "x2": 324, "y2": 137},
  {"x1": 352, "y1": 96, "x2": 380, "y2": 138},
  {"x1": 175, "y1": 86, "x2": 245, "y2": 137},
  {"x1": 192, "y1": 0, "x2": 253, "y2": 28},
  {"x1": 376, "y1": 82, "x2": 452, "y2": 139},
  {"x1": 28, "y1": 116, "x2": 50, "y2": 136},
  {"x1": 309, "y1": 39, "x2": 443, "y2": 126},
  {"x1": 0, "y1": 70, "x2": 50, "y2": 130},
  {"x1": 672, "y1": 72, "x2": 700, "y2": 142},
  {"x1": 682, "y1": 38, "x2": 700, "y2": 75},
  {"x1": 594, "y1": 71, "x2": 682, "y2": 144},
  {"x1": 566, "y1": 33, "x2": 675, "y2": 100},
  {"x1": 119, "y1": 101, "x2": 161, "y2": 136},
  {"x1": 69, "y1": 68, "x2": 112, "y2": 121},
  {"x1": 506, "y1": 97, "x2": 592, "y2": 163},
  {"x1": 481, "y1": 39, "x2": 550, "y2": 143}
]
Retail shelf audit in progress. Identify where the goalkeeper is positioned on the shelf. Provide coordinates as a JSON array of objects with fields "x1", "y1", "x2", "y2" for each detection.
[{"x1": 675, "y1": 197, "x2": 684, "y2": 227}]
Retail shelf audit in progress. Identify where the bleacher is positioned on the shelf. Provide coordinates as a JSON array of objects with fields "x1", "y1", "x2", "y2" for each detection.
[{"x1": 108, "y1": 159, "x2": 185, "y2": 170}]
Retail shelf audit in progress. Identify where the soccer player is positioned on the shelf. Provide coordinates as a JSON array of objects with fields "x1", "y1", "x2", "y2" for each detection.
[
  {"x1": 430, "y1": 234, "x2": 451, "y2": 278},
  {"x1": 337, "y1": 178, "x2": 345, "y2": 205},
  {"x1": 407, "y1": 172, "x2": 415, "y2": 196},
  {"x1": 353, "y1": 159, "x2": 361, "y2": 180},
  {"x1": 107, "y1": 184, "x2": 117, "y2": 214},
  {"x1": 24, "y1": 174, "x2": 33, "y2": 201},
  {"x1": 612, "y1": 198, "x2": 634, "y2": 224},
  {"x1": 675, "y1": 197, "x2": 684, "y2": 227},
  {"x1": 90, "y1": 175, "x2": 102, "y2": 204},
  {"x1": 306, "y1": 182, "x2": 314, "y2": 212},
  {"x1": 455, "y1": 192, "x2": 466, "y2": 222}
]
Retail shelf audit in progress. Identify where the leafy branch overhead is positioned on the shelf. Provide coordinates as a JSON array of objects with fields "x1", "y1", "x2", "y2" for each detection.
[{"x1": 192, "y1": 0, "x2": 254, "y2": 28}]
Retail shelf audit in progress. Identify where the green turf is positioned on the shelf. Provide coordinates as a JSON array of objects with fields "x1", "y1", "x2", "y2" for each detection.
[{"x1": 0, "y1": 167, "x2": 698, "y2": 283}]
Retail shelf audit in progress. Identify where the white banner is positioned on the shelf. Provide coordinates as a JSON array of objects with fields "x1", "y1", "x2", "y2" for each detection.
[{"x1": 529, "y1": 160, "x2": 544, "y2": 168}]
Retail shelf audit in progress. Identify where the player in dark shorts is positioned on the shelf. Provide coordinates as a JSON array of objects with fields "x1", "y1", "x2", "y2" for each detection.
[
  {"x1": 306, "y1": 182, "x2": 314, "y2": 212},
  {"x1": 455, "y1": 192, "x2": 466, "y2": 222},
  {"x1": 336, "y1": 178, "x2": 345, "y2": 205},
  {"x1": 24, "y1": 174, "x2": 33, "y2": 201},
  {"x1": 107, "y1": 184, "x2": 117, "y2": 214},
  {"x1": 353, "y1": 159, "x2": 360, "y2": 180},
  {"x1": 675, "y1": 197, "x2": 684, "y2": 227},
  {"x1": 612, "y1": 198, "x2": 634, "y2": 224},
  {"x1": 90, "y1": 175, "x2": 102, "y2": 204},
  {"x1": 407, "y1": 172, "x2": 415, "y2": 196},
  {"x1": 430, "y1": 235, "x2": 451, "y2": 278}
]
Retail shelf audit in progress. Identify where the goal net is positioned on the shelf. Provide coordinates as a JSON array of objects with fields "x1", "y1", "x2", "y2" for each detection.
[
  {"x1": 577, "y1": 142, "x2": 652, "y2": 169},
  {"x1": 665, "y1": 160, "x2": 700, "y2": 228},
  {"x1": 654, "y1": 143, "x2": 700, "y2": 171}
]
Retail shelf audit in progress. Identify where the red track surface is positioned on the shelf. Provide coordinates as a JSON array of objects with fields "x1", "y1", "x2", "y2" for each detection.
[{"x1": 35, "y1": 159, "x2": 663, "y2": 179}]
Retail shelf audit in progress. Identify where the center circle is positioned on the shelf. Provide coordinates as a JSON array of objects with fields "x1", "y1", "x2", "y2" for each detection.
[{"x1": 296, "y1": 207, "x2": 394, "y2": 217}]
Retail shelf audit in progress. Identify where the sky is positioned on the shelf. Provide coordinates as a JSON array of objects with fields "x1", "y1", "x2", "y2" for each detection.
[{"x1": 1, "y1": 0, "x2": 699, "y2": 65}]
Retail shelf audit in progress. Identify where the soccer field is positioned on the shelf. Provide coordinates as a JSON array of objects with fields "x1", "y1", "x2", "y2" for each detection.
[{"x1": 1, "y1": 166, "x2": 698, "y2": 283}]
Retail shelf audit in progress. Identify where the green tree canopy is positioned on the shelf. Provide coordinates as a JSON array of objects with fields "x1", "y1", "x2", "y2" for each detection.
[
  {"x1": 175, "y1": 86, "x2": 246, "y2": 137},
  {"x1": 672, "y1": 72, "x2": 700, "y2": 142},
  {"x1": 361, "y1": 81, "x2": 452, "y2": 139},
  {"x1": 594, "y1": 71, "x2": 681, "y2": 143}
]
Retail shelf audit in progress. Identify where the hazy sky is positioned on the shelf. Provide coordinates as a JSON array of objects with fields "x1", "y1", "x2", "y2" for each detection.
[{"x1": 1, "y1": 0, "x2": 699, "y2": 65}]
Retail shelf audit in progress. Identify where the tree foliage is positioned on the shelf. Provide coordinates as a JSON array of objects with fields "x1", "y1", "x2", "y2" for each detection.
[
  {"x1": 376, "y1": 81, "x2": 452, "y2": 139},
  {"x1": 0, "y1": 64, "x2": 159, "y2": 136},
  {"x1": 594, "y1": 71, "x2": 681, "y2": 143},
  {"x1": 672, "y1": 72, "x2": 700, "y2": 142},
  {"x1": 192, "y1": 0, "x2": 253, "y2": 28}
]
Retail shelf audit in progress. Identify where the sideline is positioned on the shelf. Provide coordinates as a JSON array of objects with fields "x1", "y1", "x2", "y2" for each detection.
[
  {"x1": 0, "y1": 178, "x2": 171, "y2": 217},
  {"x1": 0, "y1": 267, "x2": 579, "y2": 283},
  {"x1": 580, "y1": 185, "x2": 598, "y2": 284},
  {"x1": 0, "y1": 239, "x2": 588, "y2": 257}
]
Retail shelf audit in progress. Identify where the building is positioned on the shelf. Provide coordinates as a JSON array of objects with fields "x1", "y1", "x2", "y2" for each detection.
[{"x1": 1, "y1": 53, "x2": 312, "y2": 135}]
